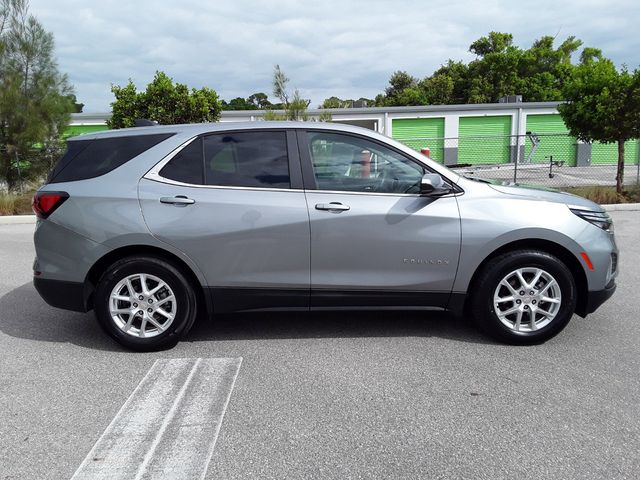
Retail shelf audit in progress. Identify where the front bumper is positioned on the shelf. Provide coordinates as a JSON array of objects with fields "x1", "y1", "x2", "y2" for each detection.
[
  {"x1": 33, "y1": 276, "x2": 90, "y2": 312},
  {"x1": 581, "y1": 279, "x2": 617, "y2": 316}
]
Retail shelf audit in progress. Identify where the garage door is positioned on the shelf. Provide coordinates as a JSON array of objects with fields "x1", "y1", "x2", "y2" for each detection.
[
  {"x1": 525, "y1": 114, "x2": 577, "y2": 166},
  {"x1": 391, "y1": 118, "x2": 445, "y2": 163},
  {"x1": 591, "y1": 140, "x2": 639, "y2": 165},
  {"x1": 458, "y1": 115, "x2": 512, "y2": 164}
]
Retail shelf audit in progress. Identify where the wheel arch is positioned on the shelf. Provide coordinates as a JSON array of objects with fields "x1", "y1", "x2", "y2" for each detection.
[
  {"x1": 461, "y1": 238, "x2": 588, "y2": 318},
  {"x1": 84, "y1": 244, "x2": 211, "y2": 316}
]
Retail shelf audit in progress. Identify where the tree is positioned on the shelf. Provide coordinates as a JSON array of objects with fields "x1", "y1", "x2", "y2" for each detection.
[
  {"x1": 67, "y1": 93, "x2": 84, "y2": 113},
  {"x1": 222, "y1": 97, "x2": 254, "y2": 110},
  {"x1": 321, "y1": 96, "x2": 345, "y2": 109},
  {"x1": 374, "y1": 32, "x2": 588, "y2": 106},
  {"x1": 320, "y1": 96, "x2": 374, "y2": 108},
  {"x1": 247, "y1": 92, "x2": 271, "y2": 109},
  {"x1": 469, "y1": 31, "x2": 513, "y2": 56},
  {"x1": 383, "y1": 71, "x2": 418, "y2": 105},
  {"x1": 559, "y1": 58, "x2": 640, "y2": 193},
  {"x1": 108, "y1": 71, "x2": 221, "y2": 128},
  {"x1": 265, "y1": 64, "x2": 316, "y2": 121},
  {"x1": 220, "y1": 92, "x2": 273, "y2": 111},
  {"x1": 0, "y1": 0, "x2": 75, "y2": 190},
  {"x1": 272, "y1": 64, "x2": 290, "y2": 107}
]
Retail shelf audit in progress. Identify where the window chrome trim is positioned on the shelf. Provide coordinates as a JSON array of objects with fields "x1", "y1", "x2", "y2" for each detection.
[
  {"x1": 306, "y1": 189, "x2": 461, "y2": 198},
  {"x1": 145, "y1": 176, "x2": 304, "y2": 193},
  {"x1": 144, "y1": 132, "x2": 462, "y2": 197},
  {"x1": 297, "y1": 128, "x2": 464, "y2": 195},
  {"x1": 144, "y1": 134, "x2": 302, "y2": 193}
]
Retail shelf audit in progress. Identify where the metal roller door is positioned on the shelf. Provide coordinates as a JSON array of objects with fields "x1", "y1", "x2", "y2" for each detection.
[
  {"x1": 525, "y1": 114, "x2": 577, "y2": 166},
  {"x1": 458, "y1": 115, "x2": 512, "y2": 164},
  {"x1": 391, "y1": 118, "x2": 445, "y2": 163},
  {"x1": 592, "y1": 140, "x2": 639, "y2": 165}
]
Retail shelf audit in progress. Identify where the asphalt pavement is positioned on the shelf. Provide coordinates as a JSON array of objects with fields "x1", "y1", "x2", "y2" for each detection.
[{"x1": 1, "y1": 212, "x2": 639, "y2": 479}]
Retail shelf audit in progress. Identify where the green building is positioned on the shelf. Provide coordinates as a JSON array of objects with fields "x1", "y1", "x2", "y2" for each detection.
[{"x1": 68, "y1": 101, "x2": 639, "y2": 167}]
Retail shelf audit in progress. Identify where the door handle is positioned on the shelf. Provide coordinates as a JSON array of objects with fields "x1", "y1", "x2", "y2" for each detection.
[
  {"x1": 315, "y1": 202, "x2": 350, "y2": 212},
  {"x1": 160, "y1": 195, "x2": 195, "y2": 206}
]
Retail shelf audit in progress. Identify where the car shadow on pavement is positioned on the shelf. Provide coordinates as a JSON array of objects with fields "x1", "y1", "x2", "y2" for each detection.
[
  {"x1": 0, "y1": 282, "x2": 498, "y2": 350},
  {"x1": 187, "y1": 310, "x2": 497, "y2": 345},
  {"x1": 0, "y1": 282, "x2": 124, "y2": 351}
]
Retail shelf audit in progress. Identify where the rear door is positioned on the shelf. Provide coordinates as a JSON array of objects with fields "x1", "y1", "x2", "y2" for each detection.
[
  {"x1": 299, "y1": 130, "x2": 461, "y2": 308},
  {"x1": 139, "y1": 129, "x2": 310, "y2": 312}
]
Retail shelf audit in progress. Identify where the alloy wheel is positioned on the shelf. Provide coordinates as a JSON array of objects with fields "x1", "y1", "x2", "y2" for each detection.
[
  {"x1": 109, "y1": 273, "x2": 177, "y2": 338},
  {"x1": 493, "y1": 267, "x2": 562, "y2": 332}
]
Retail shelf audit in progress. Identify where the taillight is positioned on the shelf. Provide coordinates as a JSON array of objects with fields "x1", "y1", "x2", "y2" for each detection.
[{"x1": 32, "y1": 191, "x2": 69, "y2": 219}]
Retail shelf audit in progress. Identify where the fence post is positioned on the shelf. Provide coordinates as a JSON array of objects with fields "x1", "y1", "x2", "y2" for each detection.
[
  {"x1": 513, "y1": 151, "x2": 518, "y2": 184},
  {"x1": 14, "y1": 151, "x2": 23, "y2": 193}
]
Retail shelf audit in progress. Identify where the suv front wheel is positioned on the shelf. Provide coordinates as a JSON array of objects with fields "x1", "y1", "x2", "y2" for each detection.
[
  {"x1": 470, "y1": 250, "x2": 577, "y2": 344},
  {"x1": 94, "y1": 256, "x2": 197, "y2": 351}
]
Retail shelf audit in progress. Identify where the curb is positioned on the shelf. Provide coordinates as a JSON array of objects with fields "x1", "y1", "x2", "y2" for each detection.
[
  {"x1": 602, "y1": 203, "x2": 640, "y2": 212},
  {"x1": 0, "y1": 215, "x2": 36, "y2": 225}
]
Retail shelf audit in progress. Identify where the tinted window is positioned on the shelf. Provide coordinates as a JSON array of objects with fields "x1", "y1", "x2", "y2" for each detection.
[
  {"x1": 159, "y1": 138, "x2": 204, "y2": 184},
  {"x1": 203, "y1": 131, "x2": 290, "y2": 188},
  {"x1": 307, "y1": 132, "x2": 424, "y2": 194},
  {"x1": 50, "y1": 133, "x2": 174, "y2": 183},
  {"x1": 47, "y1": 140, "x2": 92, "y2": 182}
]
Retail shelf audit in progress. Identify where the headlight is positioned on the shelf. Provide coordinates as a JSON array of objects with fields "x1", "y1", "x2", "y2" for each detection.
[{"x1": 570, "y1": 208, "x2": 613, "y2": 231}]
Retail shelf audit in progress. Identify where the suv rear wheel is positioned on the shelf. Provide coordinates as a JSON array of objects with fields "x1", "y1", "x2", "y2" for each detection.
[
  {"x1": 470, "y1": 250, "x2": 577, "y2": 344},
  {"x1": 94, "y1": 256, "x2": 197, "y2": 351}
]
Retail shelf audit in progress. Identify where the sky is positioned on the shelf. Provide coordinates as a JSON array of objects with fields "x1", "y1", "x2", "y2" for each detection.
[{"x1": 29, "y1": 0, "x2": 640, "y2": 112}]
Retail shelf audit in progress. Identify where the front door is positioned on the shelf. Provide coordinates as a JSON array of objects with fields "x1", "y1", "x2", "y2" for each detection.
[
  {"x1": 139, "y1": 129, "x2": 310, "y2": 312},
  {"x1": 299, "y1": 130, "x2": 461, "y2": 308}
]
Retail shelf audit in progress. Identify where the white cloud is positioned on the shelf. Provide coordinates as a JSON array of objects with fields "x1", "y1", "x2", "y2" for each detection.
[{"x1": 28, "y1": 0, "x2": 640, "y2": 111}]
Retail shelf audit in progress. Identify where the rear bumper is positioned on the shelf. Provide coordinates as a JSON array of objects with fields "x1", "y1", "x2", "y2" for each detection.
[
  {"x1": 580, "y1": 279, "x2": 617, "y2": 316},
  {"x1": 33, "y1": 277, "x2": 89, "y2": 312}
]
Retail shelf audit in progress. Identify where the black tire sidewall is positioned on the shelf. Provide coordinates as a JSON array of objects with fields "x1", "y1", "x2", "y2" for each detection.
[
  {"x1": 473, "y1": 251, "x2": 577, "y2": 344},
  {"x1": 94, "y1": 257, "x2": 196, "y2": 351}
]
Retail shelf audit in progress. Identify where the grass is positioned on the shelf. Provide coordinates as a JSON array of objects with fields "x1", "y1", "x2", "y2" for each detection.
[
  {"x1": 0, "y1": 191, "x2": 35, "y2": 215},
  {"x1": 562, "y1": 185, "x2": 640, "y2": 204}
]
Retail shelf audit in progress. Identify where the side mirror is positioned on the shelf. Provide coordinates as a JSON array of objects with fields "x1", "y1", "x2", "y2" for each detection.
[{"x1": 420, "y1": 173, "x2": 451, "y2": 196}]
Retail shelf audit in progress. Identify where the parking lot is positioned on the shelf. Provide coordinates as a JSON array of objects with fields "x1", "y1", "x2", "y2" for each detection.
[{"x1": 1, "y1": 212, "x2": 639, "y2": 479}]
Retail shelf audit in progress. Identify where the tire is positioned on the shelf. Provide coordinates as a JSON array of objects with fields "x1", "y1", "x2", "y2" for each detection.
[
  {"x1": 470, "y1": 250, "x2": 577, "y2": 345},
  {"x1": 94, "y1": 255, "x2": 198, "y2": 351}
]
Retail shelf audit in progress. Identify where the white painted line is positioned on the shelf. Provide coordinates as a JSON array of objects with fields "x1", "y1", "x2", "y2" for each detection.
[
  {"x1": 198, "y1": 358, "x2": 242, "y2": 480},
  {"x1": 71, "y1": 357, "x2": 242, "y2": 480},
  {"x1": 133, "y1": 358, "x2": 202, "y2": 480},
  {"x1": 0, "y1": 214, "x2": 36, "y2": 225}
]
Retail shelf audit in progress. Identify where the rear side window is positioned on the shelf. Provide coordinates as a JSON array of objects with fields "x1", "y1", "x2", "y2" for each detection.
[
  {"x1": 204, "y1": 131, "x2": 289, "y2": 188},
  {"x1": 158, "y1": 131, "x2": 290, "y2": 189},
  {"x1": 49, "y1": 133, "x2": 174, "y2": 183},
  {"x1": 159, "y1": 138, "x2": 204, "y2": 184}
]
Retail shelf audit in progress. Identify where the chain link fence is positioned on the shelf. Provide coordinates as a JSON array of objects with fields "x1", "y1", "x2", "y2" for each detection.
[{"x1": 399, "y1": 134, "x2": 640, "y2": 189}]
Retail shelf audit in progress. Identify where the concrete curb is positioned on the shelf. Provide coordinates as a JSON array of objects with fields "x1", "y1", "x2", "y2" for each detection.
[
  {"x1": 602, "y1": 203, "x2": 640, "y2": 211},
  {"x1": 0, "y1": 215, "x2": 36, "y2": 225}
]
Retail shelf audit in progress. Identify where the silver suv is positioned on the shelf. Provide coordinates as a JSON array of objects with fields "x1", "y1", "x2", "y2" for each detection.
[{"x1": 32, "y1": 122, "x2": 617, "y2": 350}]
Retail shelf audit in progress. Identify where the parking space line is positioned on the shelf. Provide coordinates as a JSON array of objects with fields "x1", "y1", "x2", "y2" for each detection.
[{"x1": 71, "y1": 357, "x2": 242, "y2": 480}]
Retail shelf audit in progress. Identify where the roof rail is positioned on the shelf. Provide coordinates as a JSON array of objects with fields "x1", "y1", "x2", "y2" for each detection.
[{"x1": 134, "y1": 119, "x2": 158, "y2": 127}]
